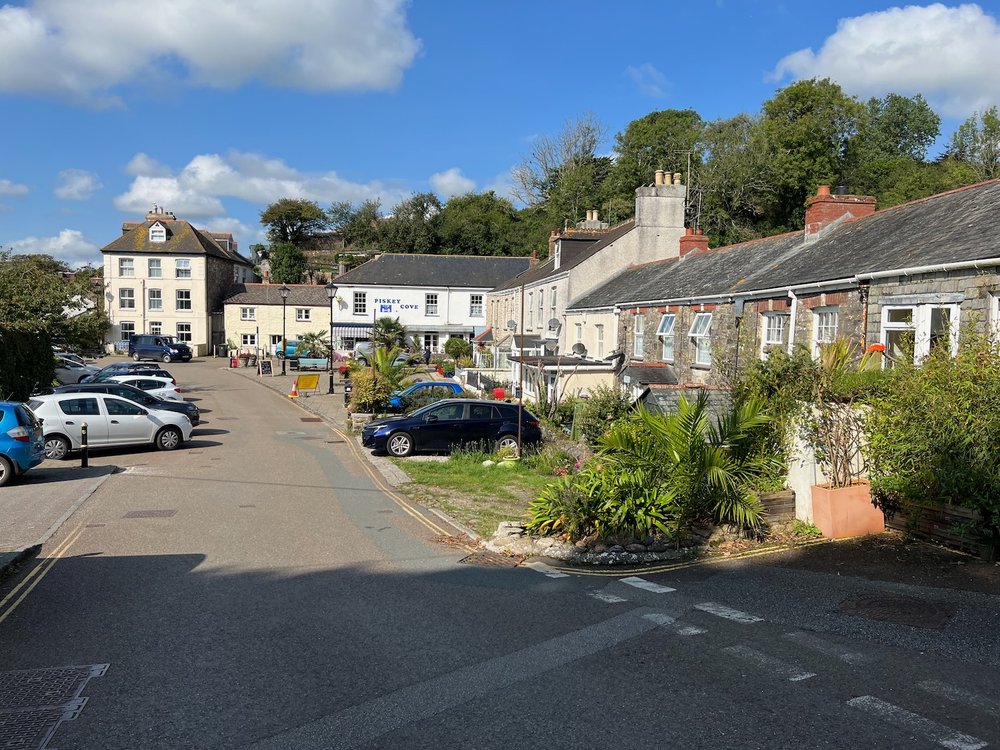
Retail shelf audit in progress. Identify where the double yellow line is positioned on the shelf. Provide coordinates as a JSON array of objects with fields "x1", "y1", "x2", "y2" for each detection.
[{"x1": 0, "y1": 524, "x2": 85, "y2": 625}]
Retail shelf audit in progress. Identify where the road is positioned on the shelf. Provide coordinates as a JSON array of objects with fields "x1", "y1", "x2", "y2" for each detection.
[{"x1": 1, "y1": 359, "x2": 997, "y2": 750}]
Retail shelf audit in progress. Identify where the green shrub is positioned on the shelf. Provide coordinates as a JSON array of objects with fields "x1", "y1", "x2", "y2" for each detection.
[
  {"x1": 0, "y1": 325, "x2": 55, "y2": 400},
  {"x1": 577, "y1": 384, "x2": 632, "y2": 446},
  {"x1": 348, "y1": 369, "x2": 393, "y2": 413},
  {"x1": 444, "y1": 337, "x2": 471, "y2": 359}
]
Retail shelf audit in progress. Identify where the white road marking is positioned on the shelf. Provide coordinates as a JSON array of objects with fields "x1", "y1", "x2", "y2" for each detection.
[
  {"x1": 724, "y1": 645, "x2": 816, "y2": 682},
  {"x1": 589, "y1": 591, "x2": 627, "y2": 604},
  {"x1": 524, "y1": 561, "x2": 570, "y2": 579},
  {"x1": 783, "y1": 631, "x2": 870, "y2": 664},
  {"x1": 694, "y1": 602, "x2": 763, "y2": 624},
  {"x1": 847, "y1": 696, "x2": 987, "y2": 750},
  {"x1": 918, "y1": 680, "x2": 1000, "y2": 719},
  {"x1": 642, "y1": 613, "x2": 706, "y2": 636},
  {"x1": 620, "y1": 576, "x2": 676, "y2": 594}
]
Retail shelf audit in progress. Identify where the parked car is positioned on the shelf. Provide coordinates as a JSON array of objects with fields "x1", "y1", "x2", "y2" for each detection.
[
  {"x1": 28, "y1": 393, "x2": 193, "y2": 459},
  {"x1": 387, "y1": 381, "x2": 464, "y2": 411},
  {"x1": 104, "y1": 375, "x2": 183, "y2": 402},
  {"x1": 361, "y1": 399, "x2": 541, "y2": 457},
  {"x1": 54, "y1": 355, "x2": 102, "y2": 385},
  {"x1": 82, "y1": 363, "x2": 173, "y2": 383},
  {"x1": 0, "y1": 401, "x2": 45, "y2": 487},
  {"x1": 128, "y1": 334, "x2": 193, "y2": 363},
  {"x1": 52, "y1": 383, "x2": 200, "y2": 425},
  {"x1": 273, "y1": 340, "x2": 300, "y2": 358}
]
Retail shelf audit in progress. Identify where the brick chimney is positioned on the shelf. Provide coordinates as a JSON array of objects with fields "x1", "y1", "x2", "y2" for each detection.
[
  {"x1": 805, "y1": 185, "x2": 876, "y2": 240},
  {"x1": 679, "y1": 227, "x2": 709, "y2": 257},
  {"x1": 529, "y1": 248, "x2": 539, "y2": 267},
  {"x1": 547, "y1": 230, "x2": 559, "y2": 258}
]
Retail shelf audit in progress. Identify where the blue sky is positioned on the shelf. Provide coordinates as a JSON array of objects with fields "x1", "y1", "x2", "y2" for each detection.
[{"x1": 2, "y1": 0, "x2": 999, "y2": 266}]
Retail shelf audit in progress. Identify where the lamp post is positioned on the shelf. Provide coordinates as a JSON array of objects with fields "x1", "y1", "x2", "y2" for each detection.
[
  {"x1": 325, "y1": 281, "x2": 338, "y2": 394},
  {"x1": 279, "y1": 285, "x2": 290, "y2": 376}
]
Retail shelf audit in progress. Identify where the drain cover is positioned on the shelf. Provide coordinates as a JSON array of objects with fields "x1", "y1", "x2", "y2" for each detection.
[
  {"x1": 123, "y1": 510, "x2": 177, "y2": 519},
  {"x1": 300, "y1": 417, "x2": 322, "y2": 422},
  {"x1": 458, "y1": 550, "x2": 523, "y2": 568},
  {"x1": 839, "y1": 592, "x2": 956, "y2": 629},
  {"x1": 0, "y1": 664, "x2": 107, "y2": 750}
]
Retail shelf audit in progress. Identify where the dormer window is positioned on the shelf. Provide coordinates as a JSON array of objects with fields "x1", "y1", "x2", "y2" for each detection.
[{"x1": 149, "y1": 222, "x2": 167, "y2": 243}]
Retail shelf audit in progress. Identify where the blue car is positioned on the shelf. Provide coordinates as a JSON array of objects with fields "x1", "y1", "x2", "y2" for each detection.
[
  {"x1": 0, "y1": 401, "x2": 45, "y2": 487},
  {"x1": 387, "y1": 381, "x2": 464, "y2": 410}
]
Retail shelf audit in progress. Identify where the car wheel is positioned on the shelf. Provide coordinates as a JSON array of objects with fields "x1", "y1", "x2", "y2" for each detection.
[
  {"x1": 44, "y1": 435, "x2": 70, "y2": 460},
  {"x1": 77, "y1": 375, "x2": 89, "y2": 384},
  {"x1": 357, "y1": 357, "x2": 368, "y2": 367},
  {"x1": 0, "y1": 456, "x2": 14, "y2": 487},
  {"x1": 387, "y1": 432, "x2": 414, "y2": 457},
  {"x1": 161, "y1": 353, "x2": 172, "y2": 363},
  {"x1": 155, "y1": 426, "x2": 182, "y2": 451},
  {"x1": 496, "y1": 435, "x2": 520, "y2": 455},
  {"x1": 132, "y1": 353, "x2": 141, "y2": 361}
]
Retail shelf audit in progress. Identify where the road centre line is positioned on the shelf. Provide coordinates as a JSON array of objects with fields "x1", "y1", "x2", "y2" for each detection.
[
  {"x1": 240, "y1": 608, "x2": 664, "y2": 750},
  {"x1": 783, "y1": 631, "x2": 870, "y2": 665},
  {"x1": 589, "y1": 591, "x2": 628, "y2": 604},
  {"x1": 620, "y1": 576, "x2": 676, "y2": 593},
  {"x1": 724, "y1": 644, "x2": 817, "y2": 682},
  {"x1": 0, "y1": 524, "x2": 85, "y2": 625},
  {"x1": 847, "y1": 696, "x2": 987, "y2": 750},
  {"x1": 917, "y1": 680, "x2": 1000, "y2": 719},
  {"x1": 694, "y1": 602, "x2": 764, "y2": 624}
]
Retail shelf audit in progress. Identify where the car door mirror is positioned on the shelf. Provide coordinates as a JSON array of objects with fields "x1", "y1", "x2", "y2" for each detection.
[{"x1": 425, "y1": 415, "x2": 438, "y2": 423}]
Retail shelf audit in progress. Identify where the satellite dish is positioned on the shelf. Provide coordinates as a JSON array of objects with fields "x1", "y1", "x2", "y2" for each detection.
[
  {"x1": 547, "y1": 318, "x2": 562, "y2": 332},
  {"x1": 506, "y1": 319, "x2": 517, "y2": 331},
  {"x1": 544, "y1": 340, "x2": 558, "y2": 354},
  {"x1": 571, "y1": 343, "x2": 587, "y2": 357}
]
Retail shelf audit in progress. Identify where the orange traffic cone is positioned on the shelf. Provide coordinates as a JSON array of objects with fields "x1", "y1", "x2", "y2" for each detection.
[{"x1": 288, "y1": 378, "x2": 299, "y2": 398}]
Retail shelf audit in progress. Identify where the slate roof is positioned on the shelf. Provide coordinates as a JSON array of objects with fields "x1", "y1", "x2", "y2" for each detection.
[
  {"x1": 570, "y1": 180, "x2": 1000, "y2": 309},
  {"x1": 622, "y1": 364, "x2": 679, "y2": 385},
  {"x1": 102, "y1": 219, "x2": 252, "y2": 266},
  {"x1": 333, "y1": 253, "x2": 531, "y2": 288},
  {"x1": 223, "y1": 283, "x2": 334, "y2": 306}
]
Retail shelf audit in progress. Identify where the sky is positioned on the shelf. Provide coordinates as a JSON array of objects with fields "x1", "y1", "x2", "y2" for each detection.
[{"x1": 2, "y1": 0, "x2": 1000, "y2": 267}]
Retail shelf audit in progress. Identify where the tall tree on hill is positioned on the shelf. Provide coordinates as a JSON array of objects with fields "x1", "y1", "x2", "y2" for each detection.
[
  {"x1": 380, "y1": 192, "x2": 442, "y2": 253},
  {"x1": 949, "y1": 106, "x2": 1000, "y2": 181},
  {"x1": 329, "y1": 199, "x2": 383, "y2": 253},
  {"x1": 260, "y1": 198, "x2": 329, "y2": 246},
  {"x1": 439, "y1": 192, "x2": 523, "y2": 255},
  {"x1": 268, "y1": 242, "x2": 307, "y2": 284}
]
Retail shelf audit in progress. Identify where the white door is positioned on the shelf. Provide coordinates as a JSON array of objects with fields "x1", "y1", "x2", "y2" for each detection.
[{"x1": 101, "y1": 396, "x2": 154, "y2": 446}]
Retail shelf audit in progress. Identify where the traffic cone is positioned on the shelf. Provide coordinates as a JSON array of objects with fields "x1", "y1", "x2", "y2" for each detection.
[{"x1": 289, "y1": 378, "x2": 299, "y2": 398}]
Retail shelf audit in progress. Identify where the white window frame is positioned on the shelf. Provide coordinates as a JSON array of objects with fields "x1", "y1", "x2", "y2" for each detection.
[
  {"x1": 240, "y1": 307, "x2": 256, "y2": 321},
  {"x1": 425, "y1": 293, "x2": 439, "y2": 316},
  {"x1": 813, "y1": 307, "x2": 839, "y2": 355},
  {"x1": 575, "y1": 323, "x2": 583, "y2": 345},
  {"x1": 147, "y1": 258, "x2": 162, "y2": 278},
  {"x1": 990, "y1": 292, "x2": 1000, "y2": 340},
  {"x1": 633, "y1": 314, "x2": 645, "y2": 359},
  {"x1": 549, "y1": 287, "x2": 557, "y2": 320},
  {"x1": 176, "y1": 323, "x2": 192, "y2": 342},
  {"x1": 761, "y1": 312, "x2": 787, "y2": 355},
  {"x1": 176, "y1": 289, "x2": 192, "y2": 311},
  {"x1": 149, "y1": 321, "x2": 162, "y2": 335},
  {"x1": 295, "y1": 308, "x2": 311, "y2": 322},
  {"x1": 118, "y1": 258, "x2": 134, "y2": 277},
  {"x1": 537, "y1": 290, "x2": 544, "y2": 326},
  {"x1": 149, "y1": 223, "x2": 166, "y2": 243},
  {"x1": 148, "y1": 288, "x2": 162, "y2": 311},
  {"x1": 880, "y1": 303, "x2": 960, "y2": 367},
  {"x1": 353, "y1": 291, "x2": 366, "y2": 315},
  {"x1": 175, "y1": 259, "x2": 191, "y2": 278},
  {"x1": 470, "y1": 294, "x2": 483, "y2": 317},
  {"x1": 689, "y1": 312, "x2": 713, "y2": 367},
  {"x1": 241, "y1": 333, "x2": 257, "y2": 347},
  {"x1": 595, "y1": 324, "x2": 605, "y2": 358},
  {"x1": 657, "y1": 313, "x2": 676, "y2": 362},
  {"x1": 120, "y1": 321, "x2": 135, "y2": 340},
  {"x1": 119, "y1": 288, "x2": 135, "y2": 310},
  {"x1": 527, "y1": 293, "x2": 534, "y2": 329}
]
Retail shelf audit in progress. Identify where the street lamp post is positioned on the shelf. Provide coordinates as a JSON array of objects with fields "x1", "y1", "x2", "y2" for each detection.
[
  {"x1": 279, "y1": 285, "x2": 290, "y2": 376},
  {"x1": 325, "y1": 281, "x2": 338, "y2": 394}
]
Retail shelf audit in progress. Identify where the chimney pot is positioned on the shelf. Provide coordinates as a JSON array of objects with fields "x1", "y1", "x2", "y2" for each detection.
[
  {"x1": 654, "y1": 169, "x2": 665, "y2": 186},
  {"x1": 817, "y1": 185, "x2": 831, "y2": 196},
  {"x1": 673, "y1": 172, "x2": 682, "y2": 185}
]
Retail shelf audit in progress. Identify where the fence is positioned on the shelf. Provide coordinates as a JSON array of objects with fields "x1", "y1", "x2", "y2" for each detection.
[{"x1": 461, "y1": 368, "x2": 511, "y2": 397}]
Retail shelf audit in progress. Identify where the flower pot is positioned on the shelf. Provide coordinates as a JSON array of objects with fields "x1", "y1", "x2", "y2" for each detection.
[{"x1": 811, "y1": 481, "x2": 884, "y2": 539}]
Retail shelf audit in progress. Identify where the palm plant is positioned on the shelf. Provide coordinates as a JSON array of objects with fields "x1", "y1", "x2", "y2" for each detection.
[
  {"x1": 296, "y1": 330, "x2": 330, "y2": 358},
  {"x1": 373, "y1": 317, "x2": 408, "y2": 350},
  {"x1": 372, "y1": 345, "x2": 409, "y2": 391}
]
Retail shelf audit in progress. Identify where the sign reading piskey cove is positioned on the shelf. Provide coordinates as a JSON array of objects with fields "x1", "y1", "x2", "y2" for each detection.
[{"x1": 258, "y1": 359, "x2": 274, "y2": 377}]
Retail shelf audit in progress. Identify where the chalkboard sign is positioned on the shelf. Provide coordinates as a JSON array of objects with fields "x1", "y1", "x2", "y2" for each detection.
[{"x1": 258, "y1": 358, "x2": 274, "y2": 377}]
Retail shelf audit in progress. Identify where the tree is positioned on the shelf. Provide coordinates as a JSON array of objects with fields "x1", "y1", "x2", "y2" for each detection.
[
  {"x1": 268, "y1": 242, "x2": 306, "y2": 284},
  {"x1": 260, "y1": 199, "x2": 329, "y2": 246},
  {"x1": 295, "y1": 330, "x2": 330, "y2": 358},
  {"x1": 438, "y1": 192, "x2": 522, "y2": 255},
  {"x1": 380, "y1": 193, "x2": 442, "y2": 253},
  {"x1": 949, "y1": 106, "x2": 1000, "y2": 181},
  {"x1": 329, "y1": 199, "x2": 383, "y2": 253},
  {"x1": 373, "y1": 317, "x2": 408, "y2": 349},
  {"x1": 444, "y1": 337, "x2": 471, "y2": 359},
  {"x1": 609, "y1": 109, "x2": 705, "y2": 204}
]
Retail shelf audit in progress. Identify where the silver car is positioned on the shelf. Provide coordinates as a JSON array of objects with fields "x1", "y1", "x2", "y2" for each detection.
[
  {"x1": 28, "y1": 393, "x2": 193, "y2": 459},
  {"x1": 53, "y1": 354, "x2": 101, "y2": 385}
]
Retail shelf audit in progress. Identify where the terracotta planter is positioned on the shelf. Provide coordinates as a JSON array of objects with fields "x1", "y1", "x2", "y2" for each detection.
[{"x1": 811, "y1": 481, "x2": 884, "y2": 539}]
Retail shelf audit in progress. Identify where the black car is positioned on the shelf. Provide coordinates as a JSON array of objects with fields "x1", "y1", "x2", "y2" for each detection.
[
  {"x1": 82, "y1": 363, "x2": 173, "y2": 383},
  {"x1": 51, "y1": 382, "x2": 200, "y2": 425},
  {"x1": 128, "y1": 334, "x2": 193, "y2": 363},
  {"x1": 361, "y1": 399, "x2": 541, "y2": 457}
]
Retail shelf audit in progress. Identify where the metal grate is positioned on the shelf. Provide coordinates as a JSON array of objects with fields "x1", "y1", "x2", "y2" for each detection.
[
  {"x1": 300, "y1": 417, "x2": 322, "y2": 422},
  {"x1": 0, "y1": 665, "x2": 106, "y2": 750},
  {"x1": 839, "y1": 592, "x2": 956, "y2": 629},
  {"x1": 457, "y1": 550, "x2": 523, "y2": 568},
  {"x1": 123, "y1": 510, "x2": 177, "y2": 519}
]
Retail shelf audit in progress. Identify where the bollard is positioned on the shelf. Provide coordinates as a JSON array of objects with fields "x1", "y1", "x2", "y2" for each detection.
[{"x1": 80, "y1": 421, "x2": 89, "y2": 468}]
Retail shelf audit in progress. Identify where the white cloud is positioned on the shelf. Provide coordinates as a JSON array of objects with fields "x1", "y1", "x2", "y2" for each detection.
[
  {"x1": 125, "y1": 153, "x2": 172, "y2": 177},
  {"x1": 10, "y1": 229, "x2": 100, "y2": 267},
  {"x1": 54, "y1": 169, "x2": 102, "y2": 200},
  {"x1": 483, "y1": 169, "x2": 519, "y2": 204},
  {"x1": 625, "y1": 63, "x2": 669, "y2": 98},
  {"x1": 429, "y1": 168, "x2": 475, "y2": 199},
  {"x1": 0, "y1": 0, "x2": 421, "y2": 106},
  {"x1": 772, "y1": 3, "x2": 1000, "y2": 117},
  {"x1": 0, "y1": 179, "x2": 29, "y2": 197}
]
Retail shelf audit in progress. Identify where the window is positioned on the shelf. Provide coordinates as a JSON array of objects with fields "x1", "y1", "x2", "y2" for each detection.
[
  {"x1": 175, "y1": 259, "x2": 191, "y2": 278},
  {"x1": 148, "y1": 258, "x2": 162, "y2": 277},
  {"x1": 762, "y1": 313, "x2": 787, "y2": 351},
  {"x1": 469, "y1": 404, "x2": 498, "y2": 420},
  {"x1": 149, "y1": 321, "x2": 162, "y2": 335},
  {"x1": 119, "y1": 288, "x2": 135, "y2": 310},
  {"x1": 58, "y1": 398, "x2": 99, "y2": 416},
  {"x1": 149, "y1": 223, "x2": 166, "y2": 243},
  {"x1": 120, "y1": 321, "x2": 135, "y2": 340},
  {"x1": 633, "y1": 314, "x2": 645, "y2": 358},
  {"x1": 176, "y1": 290, "x2": 192, "y2": 310},
  {"x1": 527, "y1": 293, "x2": 534, "y2": 329},
  {"x1": 240, "y1": 307, "x2": 256, "y2": 321},
  {"x1": 426, "y1": 293, "x2": 439, "y2": 316},
  {"x1": 689, "y1": 312, "x2": 713, "y2": 366},
  {"x1": 880, "y1": 303, "x2": 960, "y2": 367},
  {"x1": 470, "y1": 294, "x2": 483, "y2": 317},
  {"x1": 270, "y1": 334, "x2": 282, "y2": 347},
  {"x1": 295, "y1": 308, "x2": 311, "y2": 322},
  {"x1": 148, "y1": 288, "x2": 162, "y2": 311},
  {"x1": 538, "y1": 290, "x2": 544, "y2": 326},
  {"x1": 813, "y1": 307, "x2": 839, "y2": 353},
  {"x1": 882, "y1": 307, "x2": 914, "y2": 366},
  {"x1": 575, "y1": 323, "x2": 583, "y2": 345},
  {"x1": 423, "y1": 333, "x2": 439, "y2": 351},
  {"x1": 991, "y1": 293, "x2": 1000, "y2": 340},
  {"x1": 176, "y1": 323, "x2": 192, "y2": 342},
  {"x1": 119, "y1": 258, "x2": 134, "y2": 277},
  {"x1": 353, "y1": 291, "x2": 366, "y2": 315},
  {"x1": 106, "y1": 398, "x2": 143, "y2": 416},
  {"x1": 657, "y1": 313, "x2": 676, "y2": 361},
  {"x1": 549, "y1": 287, "x2": 557, "y2": 320},
  {"x1": 595, "y1": 324, "x2": 605, "y2": 358},
  {"x1": 241, "y1": 333, "x2": 257, "y2": 347}
]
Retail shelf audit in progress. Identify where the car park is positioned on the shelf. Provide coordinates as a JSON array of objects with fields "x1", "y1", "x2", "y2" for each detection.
[
  {"x1": 104, "y1": 375, "x2": 183, "y2": 402},
  {"x1": 53, "y1": 355, "x2": 102, "y2": 385},
  {"x1": 0, "y1": 401, "x2": 45, "y2": 487},
  {"x1": 128, "y1": 334, "x2": 193, "y2": 363},
  {"x1": 82, "y1": 363, "x2": 173, "y2": 383},
  {"x1": 386, "y1": 381, "x2": 464, "y2": 411},
  {"x1": 28, "y1": 393, "x2": 193, "y2": 459},
  {"x1": 361, "y1": 398, "x2": 542, "y2": 457},
  {"x1": 52, "y1": 383, "x2": 200, "y2": 425}
]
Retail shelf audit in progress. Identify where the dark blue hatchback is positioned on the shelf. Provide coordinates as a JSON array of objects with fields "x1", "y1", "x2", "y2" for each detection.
[
  {"x1": 361, "y1": 399, "x2": 541, "y2": 457},
  {"x1": 0, "y1": 401, "x2": 45, "y2": 487}
]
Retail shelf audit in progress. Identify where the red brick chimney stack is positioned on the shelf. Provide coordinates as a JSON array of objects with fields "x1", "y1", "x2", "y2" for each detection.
[
  {"x1": 679, "y1": 227, "x2": 709, "y2": 257},
  {"x1": 805, "y1": 185, "x2": 876, "y2": 238}
]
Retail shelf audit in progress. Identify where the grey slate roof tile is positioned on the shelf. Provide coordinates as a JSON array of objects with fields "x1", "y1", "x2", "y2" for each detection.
[{"x1": 333, "y1": 253, "x2": 530, "y2": 288}]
